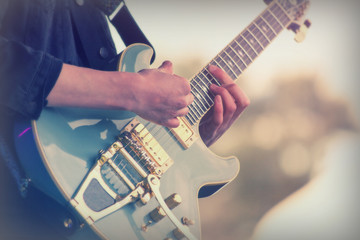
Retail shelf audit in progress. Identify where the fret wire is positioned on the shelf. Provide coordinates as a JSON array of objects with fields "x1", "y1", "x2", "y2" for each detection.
[
  {"x1": 254, "y1": 20, "x2": 271, "y2": 43},
  {"x1": 223, "y1": 48, "x2": 242, "y2": 75},
  {"x1": 249, "y1": 23, "x2": 269, "y2": 48},
  {"x1": 185, "y1": 108, "x2": 196, "y2": 123},
  {"x1": 201, "y1": 68, "x2": 220, "y2": 88},
  {"x1": 259, "y1": 15, "x2": 277, "y2": 39},
  {"x1": 191, "y1": 77, "x2": 213, "y2": 107},
  {"x1": 190, "y1": 88, "x2": 210, "y2": 111},
  {"x1": 267, "y1": 7, "x2": 285, "y2": 29},
  {"x1": 229, "y1": 44, "x2": 248, "y2": 69},
  {"x1": 233, "y1": 39, "x2": 253, "y2": 62},
  {"x1": 235, "y1": 36, "x2": 257, "y2": 60},
  {"x1": 270, "y1": 4, "x2": 285, "y2": 26},
  {"x1": 190, "y1": 82, "x2": 209, "y2": 110},
  {"x1": 197, "y1": 71, "x2": 213, "y2": 88},
  {"x1": 262, "y1": 10, "x2": 282, "y2": 33},
  {"x1": 185, "y1": 114, "x2": 195, "y2": 126},
  {"x1": 188, "y1": 101, "x2": 202, "y2": 120},
  {"x1": 188, "y1": 117, "x2": 195, "y2": 126},
  {"x1": 219, "y1": 52, "x2": 240, "y2": 79},
  {"x1": 246, "y1": 28, "x2": 265, "y2": 51},
  {"x1": 183, "y1": 2, "x2": 291, "y2": 127},
  {"x1": 272, "y1": 2, "x2": 292, "y2": 26},
  {"x1": 214, "y1": 55, "x2": 238, "y2": 80},
  {"x1": 187, "y1": 106, "x2": 200, "y2": 123},
  {"x1": 189, "y1": 93, "x2": 206, "y2": 116},
  {"x1": 190, "y1": 85, "x2": 211, "y2": 111}
]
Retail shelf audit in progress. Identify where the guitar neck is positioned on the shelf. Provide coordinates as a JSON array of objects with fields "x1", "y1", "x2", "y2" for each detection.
[{"x1": 185, "y1": 1, "x2": 293, "y2": 126}]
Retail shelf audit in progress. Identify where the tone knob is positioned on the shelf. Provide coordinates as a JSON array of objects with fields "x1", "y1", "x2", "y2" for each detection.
[
  {"x1": 149, "y1": 206, "x2": 166, "y2": 222},
  {"x1": 172, "y1": 228, "x2": 185, "y2": 240},
  {"x1": 149, "y1": 193, "x2": 182, "y2": 222},
  {"x1": 164, "y1": 193, "x2": 182, "y2": 209}
]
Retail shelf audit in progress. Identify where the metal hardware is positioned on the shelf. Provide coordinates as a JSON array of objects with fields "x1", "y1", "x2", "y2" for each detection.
[
  {"x1": 149, "y1": 193, "x2": 182, "y2": 222},
  {"x1": 165, "y1": 193, "x2": 182, "y2": 209},
  {"x1": 63, "y1": 218, "x2": 73, "y2": 229},
  {"x1": 288, "y1": 19, "x2": 311, "y2": 43},
  {"x1": 173, "y1": 228, "x2": 186, "y2": 240},
  {"x1": 70, "y1": 118, "x2": 176, "y2": 224},
  {"x1": 181, "y1": 217, "x2": 195, "y2": 226},
  {"x1": 149, "y1": 206, "x2": 167, "y2": 222},
  {"x1": 120, "y1": 118, "x2": 174, "y2": 176},
  {"x1": 70, "y1": 160, "x2": 147, "y2": 224},
  {"x1": 170, "y1": 117, "x2": 197, "y2": 149},
  {"x1": 141, "y1": 220, "x2": 153, "y2": 232},
  {"x1": 147, "y1": 175, "x2": 197, "y2": 240}
]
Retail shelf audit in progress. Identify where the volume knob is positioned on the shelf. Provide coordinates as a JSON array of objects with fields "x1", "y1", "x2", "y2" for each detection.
[
  {"x1": 164, "y1": 193, "x2": 182, "y2": 209},
  {"x1": 149, "y1": 193, "x2": 182, "y2": 222},
  {"x1": 172, "y1": 228, "x2": 185, "y2": 240},
  {"x1": 149, "y1": 206, "x2": 166, "y2": 222}
]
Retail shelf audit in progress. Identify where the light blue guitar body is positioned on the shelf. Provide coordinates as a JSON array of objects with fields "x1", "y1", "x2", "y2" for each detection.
[{"x1": 14, "y1": 44, "x2": 239, "y2": 240}]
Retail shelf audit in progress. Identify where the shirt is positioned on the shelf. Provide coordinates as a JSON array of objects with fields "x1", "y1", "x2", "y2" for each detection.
[
  {"x1": 0, "y1": 0, "x2": 118, "y2": 120},
  {"x1": 0, "y1": 0, "x2": 123, "y2": 238}
]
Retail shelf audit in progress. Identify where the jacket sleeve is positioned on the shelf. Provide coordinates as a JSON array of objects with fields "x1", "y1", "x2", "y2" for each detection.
[
  {"x1": 0, "y1": 37, "x2": 63, "y2": 119},
  {"x1": 0, "y1": 0, "x2": 63, "y2": 120}
]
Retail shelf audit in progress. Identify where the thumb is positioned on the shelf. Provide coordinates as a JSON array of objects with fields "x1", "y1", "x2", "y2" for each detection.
[{"x1": 158, "y1": 60, "x2": 173, "y2": 74}]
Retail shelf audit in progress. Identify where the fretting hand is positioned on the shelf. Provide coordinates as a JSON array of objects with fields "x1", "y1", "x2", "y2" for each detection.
[{"x1": 199, "y1": 65, "x2": 250, "y2": 147}]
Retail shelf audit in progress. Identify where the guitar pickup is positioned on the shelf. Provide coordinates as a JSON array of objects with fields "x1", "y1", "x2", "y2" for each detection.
[{"x1": 169, "y1": 117, "x2": 197, "y2": 149}]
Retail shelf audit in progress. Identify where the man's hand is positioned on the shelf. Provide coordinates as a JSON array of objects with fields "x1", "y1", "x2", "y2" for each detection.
[
  {"x1": 131, "y1": 61, "x2": 194, "y2": 128},
  {"x1": 48, "y1": 61, "x2": 193, "y2": 128},
  {"x1": 199, "y1": 65, "x2": 250, "y2": 147}
]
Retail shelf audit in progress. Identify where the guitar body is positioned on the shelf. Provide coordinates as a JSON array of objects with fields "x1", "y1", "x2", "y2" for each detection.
[{"x1": 14, "y1": 44, "x2": 239, "y2": 240}]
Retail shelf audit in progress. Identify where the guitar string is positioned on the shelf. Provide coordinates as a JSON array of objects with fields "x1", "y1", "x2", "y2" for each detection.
[{"x1": 108, "y1": 2, "x2": 290, "y2": 184}]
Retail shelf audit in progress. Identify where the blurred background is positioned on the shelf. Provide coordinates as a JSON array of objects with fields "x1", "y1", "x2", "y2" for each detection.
[
  {"x1": 1, "y1": 0, "x2": 359, "y2": 240},
  {"x1": 125, "y1": 0, "x2": 360, "y2": 239}
]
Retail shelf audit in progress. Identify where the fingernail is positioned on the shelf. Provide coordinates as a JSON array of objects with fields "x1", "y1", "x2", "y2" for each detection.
[
  {"x1": 208, "y1": 65, "x2": 216, "y2": 72},
  {"x1": 215, "y1": 95, "x2": 221, "y2": 103},
  {"x1": 209, "y1": 84, "x2": 218, "y2": 90}
]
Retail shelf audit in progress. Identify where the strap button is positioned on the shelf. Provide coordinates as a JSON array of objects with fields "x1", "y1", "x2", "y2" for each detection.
[
  {"x1": 99, "y1": 47, "x2": 109, "y2": 58},
  {"x1": 75, "y1": 0, "x2": 84, "y2": 6}
]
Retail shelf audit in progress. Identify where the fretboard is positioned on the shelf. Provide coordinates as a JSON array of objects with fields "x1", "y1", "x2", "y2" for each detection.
[{"x1": 185, "y1": 1, "x2": 292, "y2": 126}]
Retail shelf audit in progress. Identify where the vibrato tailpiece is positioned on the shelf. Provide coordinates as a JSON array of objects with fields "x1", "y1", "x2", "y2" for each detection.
[{"x1": 70, "y1": 118, "x2": 174, "y2": 224}]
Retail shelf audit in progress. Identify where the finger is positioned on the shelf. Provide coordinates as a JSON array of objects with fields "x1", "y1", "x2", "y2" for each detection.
[
  {"x1": 210, "y1": 84, "x2": 236, "y2": 123},
  {"x1": 158, "y1": 60, "x2": 173, "y2": 74},
  {"x1": 185, "y1": 93, "x2": 194, "y2": 106},
  {"x1": 208, "y1": 65, "x2": 233, "y2": 85},
  {"x1": 199, "y1": 95, "x2": 223, "y2": 146},
  {"x1": 211, "y1": 95, "x2": 224, "y2": 128},
  {"x1": 171, "y1": 107, "x2": 189, "y2": 117},
  {"x1": 163, "y1": 117, "x2": 180, "y2": 128},
  {"x1": 222, "y1": 84, "x2": 250, "y2": 121}
]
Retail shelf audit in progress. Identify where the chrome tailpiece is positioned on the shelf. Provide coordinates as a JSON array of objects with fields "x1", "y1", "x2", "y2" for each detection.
[{"x1": 70, "y1": 118, "x2": 174, "y2": 224}]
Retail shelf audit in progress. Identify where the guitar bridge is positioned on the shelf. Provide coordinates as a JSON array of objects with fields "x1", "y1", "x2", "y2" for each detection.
[{"x1": 70, "y1": 118, "x2": 174, "y2": 224}]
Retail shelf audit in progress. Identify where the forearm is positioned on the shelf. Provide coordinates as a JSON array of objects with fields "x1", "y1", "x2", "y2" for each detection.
[{"x1": 47, "y1": 63, "x2": 138, "y2": 111}]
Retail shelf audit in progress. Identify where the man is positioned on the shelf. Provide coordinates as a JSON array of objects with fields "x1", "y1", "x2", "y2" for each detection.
[{"x1": 0, "y1": 0, "x2": 249, "y2": 238}]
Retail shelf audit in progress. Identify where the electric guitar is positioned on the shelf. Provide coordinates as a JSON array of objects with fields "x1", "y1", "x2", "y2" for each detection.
[{"x1": 13, "y1": 1, "x2": 310, "y2": 239}]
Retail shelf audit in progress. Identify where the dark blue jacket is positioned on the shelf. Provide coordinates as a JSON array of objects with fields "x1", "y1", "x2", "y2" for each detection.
[{"x1": 0, "y1": 0, "x2": 118, "y2": 119}]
